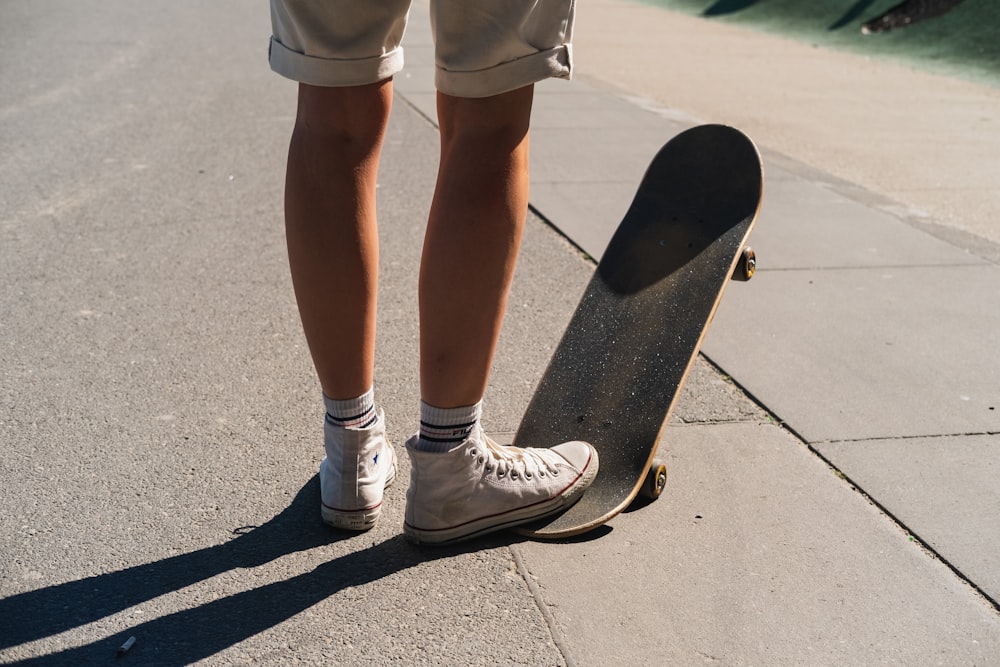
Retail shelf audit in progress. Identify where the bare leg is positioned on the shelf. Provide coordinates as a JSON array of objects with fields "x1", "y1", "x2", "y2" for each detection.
[
  {"x1": 284, "y1": 80, "x2": 392, "y2": 400},
  {"x1": 285, "y1": 80, "x2": 397, "y2": 532},
  {"x1": 419, "y1": 85, "x2": 534, "y2": 408},
  {"x1": 406, "y1": 85, "x2": 600, "y2": 545}
]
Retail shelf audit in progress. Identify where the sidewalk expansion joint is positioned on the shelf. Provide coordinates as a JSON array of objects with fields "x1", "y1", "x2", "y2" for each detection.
[
  {"x1": 818, "y1": 430, "x2": 1000, "y2": 445},
  {"x1": 526, "y1": 203, "x2": 596, "y2": 265},
  {"x1": 803, "y1": 441, "x2": 1000, "y2": 616},
  {"x1": 699, "y1": 353, "x2": 792, "y2": 431},
  {"x1": 756, "y1": 263, "x2": 992, "y2": 272},
  {"x1": 509, "y1": 544, "x2": 578, "y2": 667},
  {"x1": 698, "y1": 353, "x2": 1000, "y2": 616},
  {"x1": 397, "y1": 91, "x2": 439, "y2": 130}
]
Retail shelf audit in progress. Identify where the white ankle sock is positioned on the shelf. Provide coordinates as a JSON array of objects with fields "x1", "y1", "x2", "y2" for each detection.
[
  {"x1": 323, "y1": 388, "x2": 378, "y2": 430},
  {"x1": 415, "y1": 400, "x2": 482, "y2": 452}
]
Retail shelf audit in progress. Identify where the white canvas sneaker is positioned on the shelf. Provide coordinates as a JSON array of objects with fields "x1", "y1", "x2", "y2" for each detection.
[
  {"x1": 403, "y1": 424, "x2": 598, "y2": 544},
  {"x1": 320, "y1": 410, "x2": 396, "y2": 531}
]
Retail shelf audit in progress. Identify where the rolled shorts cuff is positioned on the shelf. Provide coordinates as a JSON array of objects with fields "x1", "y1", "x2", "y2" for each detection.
[
  {"x1": 435, "y1": 43, "x2": 573, "y2": 99},
  {"x1": 269, "y1": 36, "x2": 405, "y2": 87}
]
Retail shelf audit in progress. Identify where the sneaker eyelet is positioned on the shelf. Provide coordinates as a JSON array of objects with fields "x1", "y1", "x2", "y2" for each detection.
[{"x1": 511, "y1": 472, "x2": 519, "y2": 480}]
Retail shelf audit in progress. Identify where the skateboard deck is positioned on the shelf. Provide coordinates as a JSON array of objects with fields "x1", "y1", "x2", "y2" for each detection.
[{"x1": 513, "y1": 124, "x2": 763, "y2": 539}]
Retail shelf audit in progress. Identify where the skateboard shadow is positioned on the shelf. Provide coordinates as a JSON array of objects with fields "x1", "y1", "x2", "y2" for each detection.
[
  {"x1": 517, "y1": 524, "x2": 614, "y2": 545},
  {"x1": 597, "y1": 196, "x2": 752, "y2": 296},
  {"x1": 597, "y1": 125, "x2": 761, "y2": 295},
  {"x1": 0, "y1": 476, "x2": 509, "y2": 665},
  {"x1": 623, "y1": 494, "x2": 657, "y2": 514}
]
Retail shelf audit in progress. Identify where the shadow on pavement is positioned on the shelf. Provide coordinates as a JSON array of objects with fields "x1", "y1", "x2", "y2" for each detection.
[
  {"x1": 703, "y1": 0, "x2": 760, "y2": 16},
  {"x1": 829, "y1": 0, "x2": 880, "y2": 29},
  {"x1": 860, "y1": 0, "x2": 964, "y2": 33},
  {"x1": 0, "y1": 477, "x2": 505, "y2": 665}
]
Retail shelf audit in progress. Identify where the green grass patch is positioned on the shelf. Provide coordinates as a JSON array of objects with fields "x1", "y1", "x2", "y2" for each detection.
[{"x1": 636, "y1": 0, "x2": 1000, "y2": 86}]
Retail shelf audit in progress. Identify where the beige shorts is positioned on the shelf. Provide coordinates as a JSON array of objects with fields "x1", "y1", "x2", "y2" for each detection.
[{"x1": 269, "y1": 0, "x2": 575, "y2": 98}]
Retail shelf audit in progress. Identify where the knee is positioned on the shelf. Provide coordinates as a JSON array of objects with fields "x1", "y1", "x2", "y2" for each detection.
[
  {"x1": 293, "y1": 80, "x2": 392, "y2": 156},
  {"x1": 437, "y1": 86, "x2": 533, "y2": 153}
]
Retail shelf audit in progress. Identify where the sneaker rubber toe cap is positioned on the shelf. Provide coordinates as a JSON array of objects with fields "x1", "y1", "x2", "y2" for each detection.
[{"x1": 550, "y1": 440, "x2": 598, "y2": 473}]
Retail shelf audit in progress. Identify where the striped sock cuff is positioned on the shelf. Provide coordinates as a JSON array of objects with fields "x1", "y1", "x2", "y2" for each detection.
[
  {"x1": 323, "y1": 388, "x2": 378, "y2": 429},
  {"x1": 416, "y1": 400, "x2": 483, "y2": 452}
]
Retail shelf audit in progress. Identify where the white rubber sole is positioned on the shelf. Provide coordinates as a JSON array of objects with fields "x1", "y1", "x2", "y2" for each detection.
[{"x1": 320, "y1": 454, "x2": 397, "y2": 532}]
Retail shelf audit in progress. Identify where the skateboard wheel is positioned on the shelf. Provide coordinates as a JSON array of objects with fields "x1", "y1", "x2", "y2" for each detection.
[
  {"x1": 641, "y1": 460, "x2": 668, "y2": 500},
  {"x1": 732, "y1": 247, "x2": 756, "y2": 282}
]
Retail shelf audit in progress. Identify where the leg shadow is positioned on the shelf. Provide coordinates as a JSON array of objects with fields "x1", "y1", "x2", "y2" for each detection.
[
  {"x1": 1, "y1": 476, "x2": 504, "y2": 664},
  {"x1": 1, "y1": 477, "x2": 331, "y2": 653}
]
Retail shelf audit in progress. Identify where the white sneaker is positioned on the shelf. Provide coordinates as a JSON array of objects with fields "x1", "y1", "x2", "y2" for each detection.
[
  {"x1": 403, "y1": 424, "x2": 598, "y2": 545},
  {"x1": 320, "y1": 410, "x2": 396, "y2": 531}
]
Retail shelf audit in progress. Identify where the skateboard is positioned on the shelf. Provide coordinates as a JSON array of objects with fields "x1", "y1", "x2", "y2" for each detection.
[{"x1": 512, "y1": 124, "x2": 763, "y2": 539}]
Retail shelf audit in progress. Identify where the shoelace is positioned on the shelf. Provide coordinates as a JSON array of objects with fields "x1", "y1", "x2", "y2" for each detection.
[{"x1": 471, "y1": 437, "x2": 561, "y2": 481}]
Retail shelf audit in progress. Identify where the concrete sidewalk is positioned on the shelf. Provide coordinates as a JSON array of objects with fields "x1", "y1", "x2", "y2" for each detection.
[
  {"x1": 396, "y1": 3, "x2": 1000, "y2": 663},
  {"x1": 2, "y1": 0, "x2": 999, "y2": 664}
]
